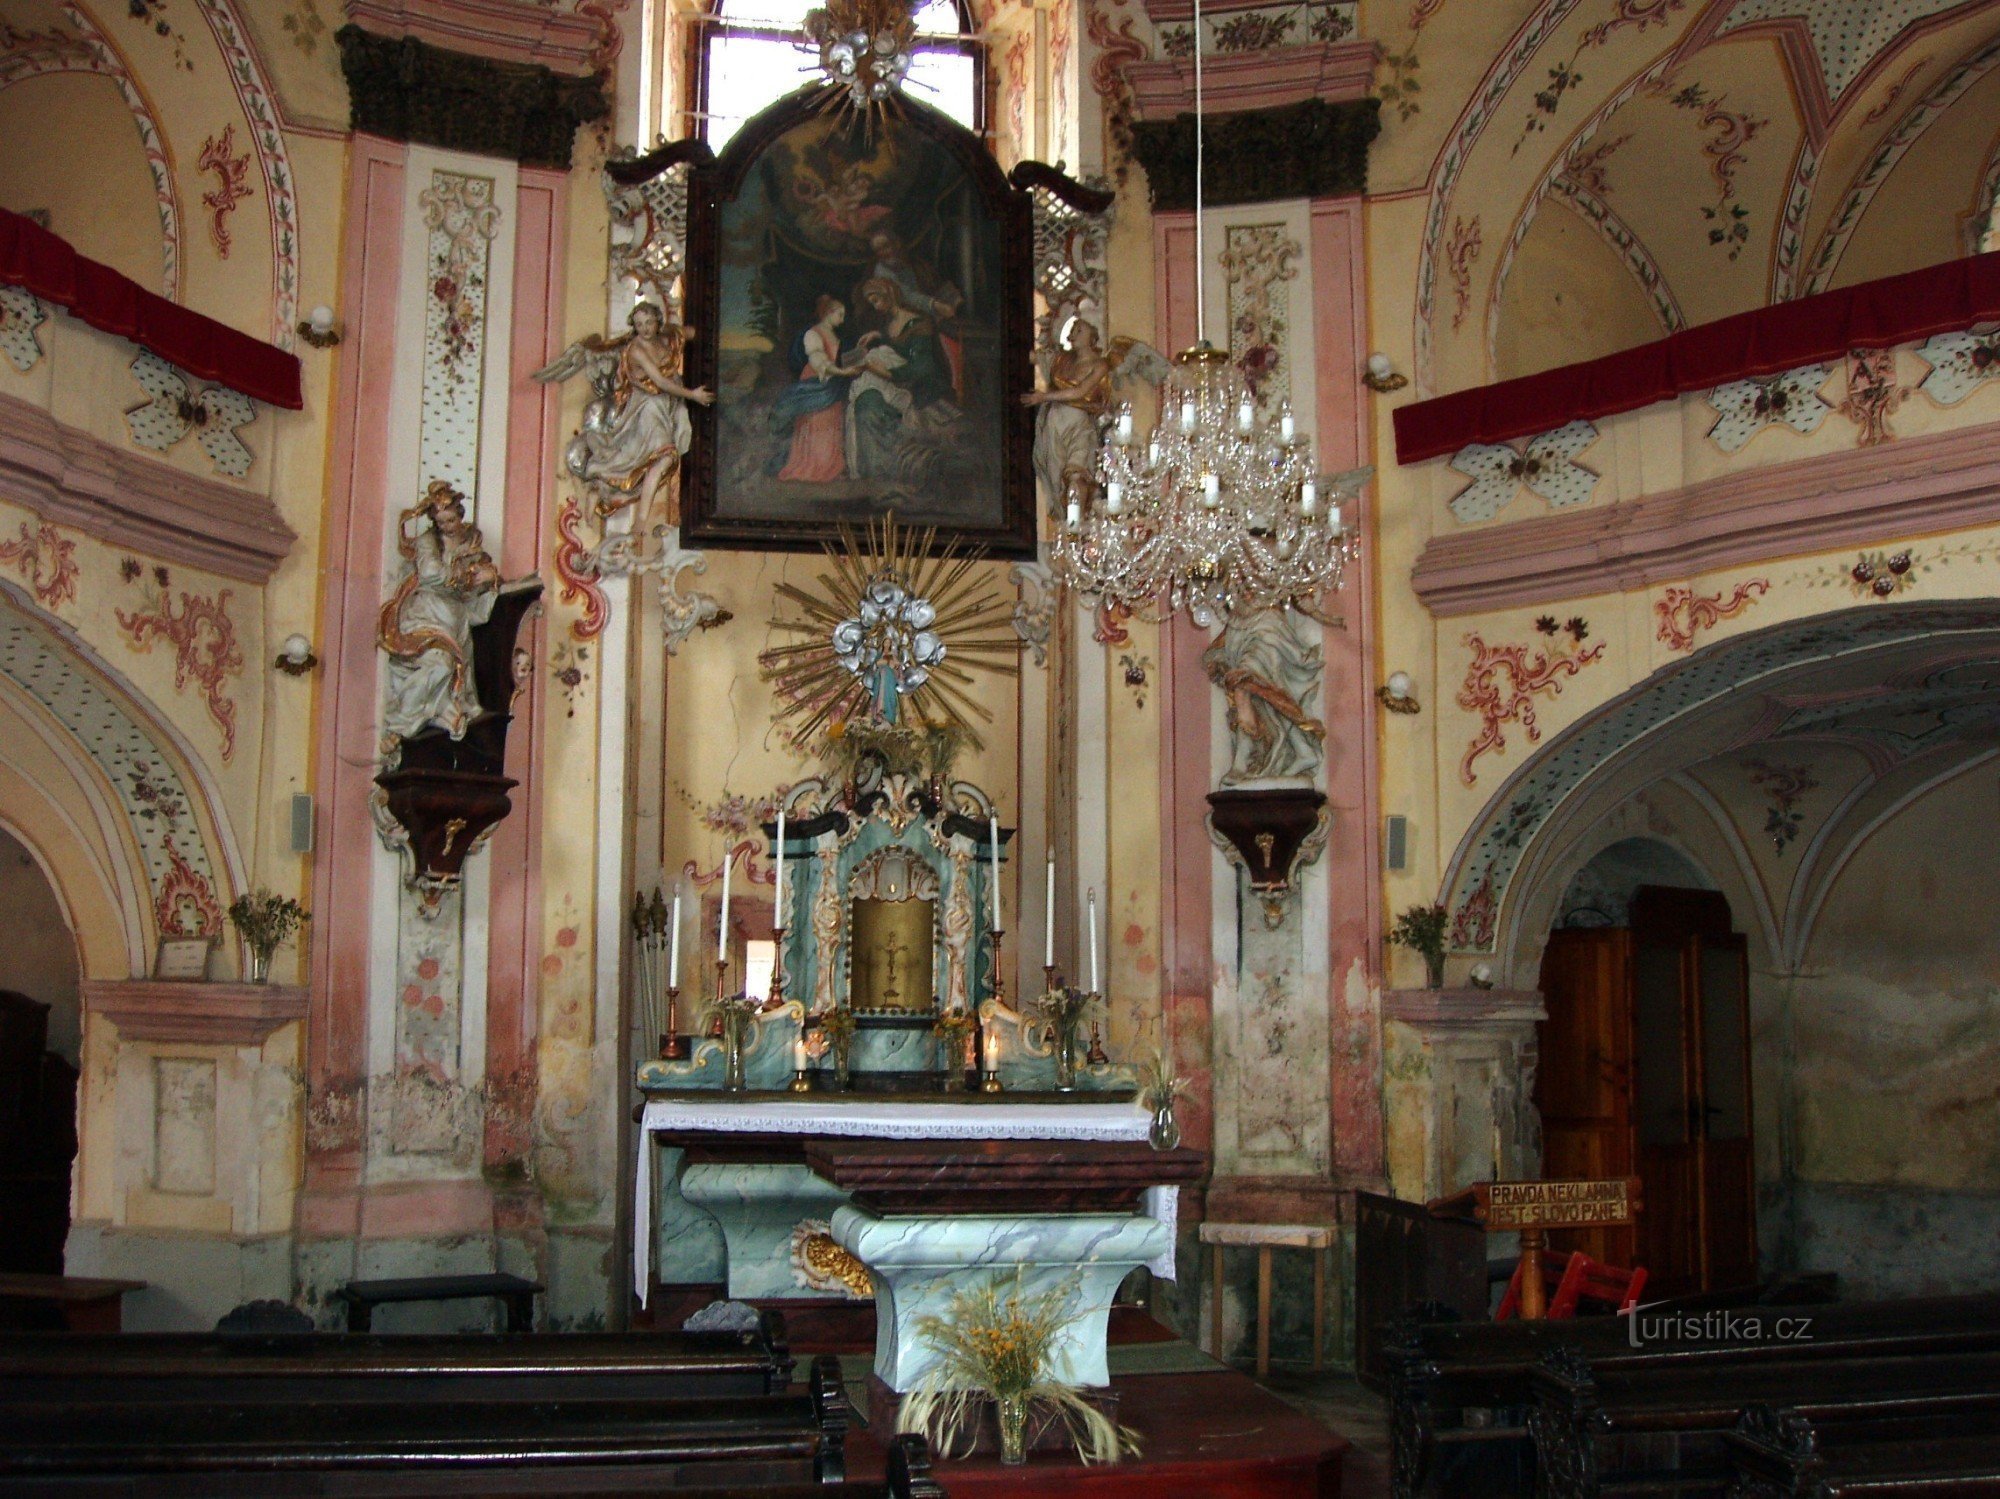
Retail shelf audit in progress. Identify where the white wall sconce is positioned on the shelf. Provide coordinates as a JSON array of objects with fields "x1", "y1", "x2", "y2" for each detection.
[
  {"x1": 1377, "y1": 670, "x2": 1420, "y2": 714},
  {"x1": 298, "y1": 305, "x2": 342, "y2": 349},
  {"x1": 1362, "y1": 352, "x2": 1407, "y2": 393},
  {"x1": 274, "y1": 633, "x2": 318, "y2": 675}
]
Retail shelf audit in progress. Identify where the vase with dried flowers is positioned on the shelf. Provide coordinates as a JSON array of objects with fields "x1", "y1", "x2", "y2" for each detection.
[
  {"x1": 1137, "y1": 1049, "x2": 1185, "y2": 1151},
  {"x1": 932, "y1": 1008, "x2": 976, "y2": 1091},
  {"x1": 1391, "y1": 902, "x2": 1450, "y2": 990},
  {"x1": 816, "y1": 1006, "x2": 858, "y2": 1090},
  {"x1": 227, "y1": 890, "x2": 309, "y2": 984},
  {"x1": 897, "y1": 1268, "x2": 1139, "y2": 1467},
  {"x1": 707, "y1": 993, "x2": 764, "y2": 1091},
  {"x1": 1032, "y1": 986, "x2": 1099, "y2": 1090}
]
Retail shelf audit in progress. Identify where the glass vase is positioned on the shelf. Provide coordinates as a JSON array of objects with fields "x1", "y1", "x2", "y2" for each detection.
[
  {"x1": 1149, "y1": 1099, "x2": 1181, "y2": 1151},
  {"x1": 724, "y1": 1022, "x2": 747, "y2": 1092},
  {"x1": 1424, "y1": 952, "x2": 1446, "y2": 990},
  {"x1": 833, "y1": 1035, "x2": 851, "y2": 1092},
  {"x1": 1054, "y1": 1026, "x2": 1077, "y2": 1091},
  {"x1": 248, "y1": 946, "x2": 273, "y2": 984},
  {"x1": 995, "y1": 1393, "x2": 1028, "y2": 1466}
]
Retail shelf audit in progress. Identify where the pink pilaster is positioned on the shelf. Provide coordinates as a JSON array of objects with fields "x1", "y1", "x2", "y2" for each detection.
[
  {"x1": 483, "y1": 168, "x2": 566, "y2": 1171},
  {"x1": 306, "y1": 134, "x2": 407, "y2": 1193},
  {"x1": 1310, "y1": 197, "x2": 1385, "y2": 1187}
]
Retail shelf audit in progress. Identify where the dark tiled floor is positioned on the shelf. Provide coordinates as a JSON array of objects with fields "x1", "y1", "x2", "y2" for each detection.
[{"x1": 1258, "y1": 1367, "x2": 1392, "y2": 1499}]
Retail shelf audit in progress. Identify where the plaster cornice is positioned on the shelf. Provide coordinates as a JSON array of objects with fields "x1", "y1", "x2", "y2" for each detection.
[
  {"x1": 1125, "y1": 40, "x2": 1380, "y2": 121},
  {"x1": 341, "y1": 0, "x2": 605, "y2": 76},
  {"x1": 1411, "y1": 421, "x2": 2000, "y2": 617},
  {"x1": 84, "y1": 980, "x2": 308, "y2": 1047},
  {"x1": 0, "y1": 393, "x2": 296, "y2": 584}
]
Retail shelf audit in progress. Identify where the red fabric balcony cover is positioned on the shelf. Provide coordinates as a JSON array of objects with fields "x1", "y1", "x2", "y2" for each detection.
[
  {"x1": 0, "y1": 207, "x2": 303, "y2": 411},
  {"x1": 1393, "y1": 250, "x2": 2000, "y2": 465}
]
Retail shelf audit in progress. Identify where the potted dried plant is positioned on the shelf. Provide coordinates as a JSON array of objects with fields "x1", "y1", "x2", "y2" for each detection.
[
  {"x1": 1032, "y1": 986, "x2": 1099, "y2": 1090},
  {"x1": 932, "y1": 1008, "x2": 976, "y2": 1091},
  {"x1": 898, "y1": 1269, "x2": 1137, "y2": 1467},
  {"x1": 1137, "y1": 1049, "x2": 1185, "y2": 1151},
  {"x1": 226, "y1": 890, "x2": 309, "y2": 984},
  {"x1": 1390, "y1": 902, "x2": 1451, "y2": 989},
  {"x1": 815, "y1": 1006, "x2": 858, "y2": 1090}
]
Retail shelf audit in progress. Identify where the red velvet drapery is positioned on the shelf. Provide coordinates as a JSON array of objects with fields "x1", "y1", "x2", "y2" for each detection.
[
  {"x1": 0, "y1": 207, "x2": 303, "y2": 411},
  {"x1": 1393, "y1": 250, "x2": 2000, "y2": 466}
]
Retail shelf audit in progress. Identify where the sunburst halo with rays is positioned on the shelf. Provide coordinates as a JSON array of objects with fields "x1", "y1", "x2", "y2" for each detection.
[{"x1": 759, "y1": 512, "x2": 1022, "y2": 758}]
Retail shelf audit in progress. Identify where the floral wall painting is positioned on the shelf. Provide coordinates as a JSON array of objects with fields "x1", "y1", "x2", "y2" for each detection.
[
  {"x1": 1447, "y1": 420, "x2": 1600, "y2": 524},
  {"x1": 0, "y1": 522, "x2": 79, "y2": 613},
  {"x1": 682, "y1": 95, "x2": 1035, "y2": 556},
  {"x1": 1458, "y1": 617, "x2": 1603, "y2": 785},
  {"x1": 1839, "y1": 347, "x2": 1904, "y2": 446},
  {"x1": 198, "y1": 124, "x2": 253, "y2": 258},
  {"x1": 1744, "y1": 757, "x2": 1819, "y2": 854},
  {"x1": 1655, "y1": 578, "x2": 1769, "y2": 653},
  {"x1": 1916, "y1": 328, "x2": 2000, "y2": 405}
]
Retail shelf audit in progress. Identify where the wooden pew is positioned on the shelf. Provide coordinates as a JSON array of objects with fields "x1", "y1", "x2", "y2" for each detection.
[
  {"x1": 0, "y1": 1315, "x2": 794, "y2": 1405},
  {"x1": 1725, "y1": 1405, "x2": 2000, "y2": 1498},
  {"x1": 0, "y1": 1341, "x2": 853, "y2": 1495},
  {"x1": 1529, "y1": 1344, "x2": 2000, "y2": 1498},
  {"x1": 1386, "y1": 1292, "x2": 2000, "y2": 1498}
]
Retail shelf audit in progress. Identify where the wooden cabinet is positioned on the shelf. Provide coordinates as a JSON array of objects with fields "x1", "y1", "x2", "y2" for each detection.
[{"x1": 1534, "y1": 888, "x2": 1756, "y2": 1297}]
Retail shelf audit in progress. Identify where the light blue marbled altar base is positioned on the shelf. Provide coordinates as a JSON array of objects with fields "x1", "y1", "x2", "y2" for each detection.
[
  {"x1": 681, "y1": 1162, "x2": 856, "y2": 1300},
  {"x1": 832, "y1": 1204, "x2": 1168, "y2": 1392}
]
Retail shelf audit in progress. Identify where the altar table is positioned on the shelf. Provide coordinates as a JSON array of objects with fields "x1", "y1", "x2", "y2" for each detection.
[{"x1": 633, "y1": 1095, "x2": 1177, "y2": 1304}]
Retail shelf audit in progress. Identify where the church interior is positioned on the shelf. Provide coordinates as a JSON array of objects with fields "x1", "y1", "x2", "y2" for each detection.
[{"x1": 4, "y1": 0, "x2": 2000, "y2": 1493}]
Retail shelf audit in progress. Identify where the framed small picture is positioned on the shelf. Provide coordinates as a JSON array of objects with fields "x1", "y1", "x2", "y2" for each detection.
[{"x1": 154, "y1": 936, "x2": 213, "y2": 982}]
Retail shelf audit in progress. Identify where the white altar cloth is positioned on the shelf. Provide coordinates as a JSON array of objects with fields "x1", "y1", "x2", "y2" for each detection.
[{"x1": 634, "y1": 1097, "x2": 1176, "y2": 1302}]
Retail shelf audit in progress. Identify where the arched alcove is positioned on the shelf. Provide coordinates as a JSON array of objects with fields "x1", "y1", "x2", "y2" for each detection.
[{"x1": 0, "y1": 824, "x2": 82, "y2": 1061}]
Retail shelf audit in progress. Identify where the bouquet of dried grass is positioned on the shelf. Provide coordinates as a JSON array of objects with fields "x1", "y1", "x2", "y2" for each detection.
[{"x1": 895, "y1": 1269, "x2": 1140, "y2": 1465}]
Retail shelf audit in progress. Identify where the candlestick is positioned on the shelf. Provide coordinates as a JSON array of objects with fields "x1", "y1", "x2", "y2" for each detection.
[
  {"x1": 718, "y1": 857, "x2": 731, "y2": 962},
  {"x1": 773, "y1": 808, "x2": 786, "y2": 922},
  {"x1": 668, "y1": 888, "x2": 682, "y2": 989},
  {"x1": 988, "y1": 815, "x2": 1001, "y2": 931},
  {"x1": 769, "y1": 925, "x2": 787, "y2": 1007},
  {"x1": 710, "y1": 956, "x2": 731, "y2": 1037},
  {"x1": 661, "y1": 982, "x2": 688, "y2": 1059},
  {"x1": 1044, "y1": 854, "x2": 1055, "y2": 967},
  {"x1": 1087, "y1": 888, "x2": 1100, "y2": 994}
]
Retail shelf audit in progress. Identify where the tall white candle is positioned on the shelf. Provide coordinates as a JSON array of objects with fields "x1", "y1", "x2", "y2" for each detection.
[
  {"x1": 1088, "y1": 891, "x2": 1104, "y2": 999},
  {"x1": 989, "y1": 815, "x2": 1001, "y2": 931},
  {"x1": 718, "y1": 856, "x2": 731, "y2": 963},
  {"x1": 1044, "y1": 854, "x2": 1056, "y2": 967},
  {"x1": 792, "y1": 1030, "x2": 808, "y2": 1071},
  {"x1": 773, "y1": 808, "x2": 786, "y2": 927},
  {"x1": 984, "y1": 1028, "x2": 1000, "y2": 1071},
  {"x1": 668, "y1": 888, "x2": 682, "y2": 988}
]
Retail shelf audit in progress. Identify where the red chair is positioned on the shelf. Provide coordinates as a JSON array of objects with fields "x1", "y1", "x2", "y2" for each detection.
[{"x1": 1495, "y1": 1250, "x2": 1647, "y2": 1320}]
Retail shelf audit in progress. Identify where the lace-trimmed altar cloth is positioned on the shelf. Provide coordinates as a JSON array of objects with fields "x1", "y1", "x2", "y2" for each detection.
[{"x1": 634, "y1": 1097, "x2": 1176, "y2": 1302}]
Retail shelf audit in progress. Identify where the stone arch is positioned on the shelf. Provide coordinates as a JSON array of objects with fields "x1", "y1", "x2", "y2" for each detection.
[
  {"x1": 1442, "y1": 600, "x2": 2000, "y2": 984},
  {"x1": 0, "y1": 580, "x2": 246, "y2": 977}
]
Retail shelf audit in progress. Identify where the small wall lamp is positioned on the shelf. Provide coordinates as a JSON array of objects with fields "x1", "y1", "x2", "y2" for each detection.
[
  {"x1": 1377, "y1": 670, "x2": 1420, "y2": 714},
  {"x1": 275, "y1": 633, "x2": 318, "y2": 675},
  {"x1": 1363, "y1": 352, "x2": 1408, "y2": 394},
  {"x1": 298, "y1": 305, "x2": 342, "y2": 349}
]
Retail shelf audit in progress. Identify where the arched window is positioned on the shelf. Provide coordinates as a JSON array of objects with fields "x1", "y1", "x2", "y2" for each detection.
[{"x1": 697, "y1": 0, "x2": 983, "y2": 150}]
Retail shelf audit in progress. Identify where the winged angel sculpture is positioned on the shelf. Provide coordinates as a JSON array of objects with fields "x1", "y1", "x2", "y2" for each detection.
[
  {"x1": 1021, "y1": 315, "x2": 1168, "y2": 515},
  {"x1": 531, "y1": 301, "x2": 713, "y2": 532}
]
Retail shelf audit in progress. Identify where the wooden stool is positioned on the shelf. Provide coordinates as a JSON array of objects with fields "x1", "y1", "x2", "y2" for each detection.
[
  {"x1": 336, "y1": 1272, "x2": 543, "y2": 1333},
  {"x1": 1197, "y1": 1222, "x2": 1335, "y2": 1379}
]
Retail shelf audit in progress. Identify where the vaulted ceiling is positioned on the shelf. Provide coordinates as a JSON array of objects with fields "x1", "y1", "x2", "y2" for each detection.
[{"x1": 1381, "y1": 0, "x2": 2000, "y2": 391}]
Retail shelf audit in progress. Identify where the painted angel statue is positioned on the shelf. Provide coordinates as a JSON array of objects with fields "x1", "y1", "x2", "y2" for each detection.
[
  {"x1": 531, "y1": 301, "x2": 713, "y2": 530},
  {"x1": 1020, "y1": 316, "x2": 1169, "y2": 515},
  {"x1": 378, "y1": 480, "x2": 504, "y2": 748}
]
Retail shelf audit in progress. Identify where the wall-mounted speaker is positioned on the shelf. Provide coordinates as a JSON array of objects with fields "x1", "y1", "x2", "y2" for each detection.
[
  {"x1": 1384, "y1": 814, "x2": 1409, "y2": 872},
  {"x1": 289, "y1": 793, "x2": 315, "y2": 855}
]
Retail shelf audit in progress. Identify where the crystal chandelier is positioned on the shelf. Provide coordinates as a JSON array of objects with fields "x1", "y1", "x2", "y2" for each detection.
[{"x1": 1047, "y1": 0, "x2": 1365, "y2": 629}]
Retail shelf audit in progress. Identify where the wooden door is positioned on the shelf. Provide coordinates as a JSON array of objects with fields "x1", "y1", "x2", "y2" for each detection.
[
  {"x1": 1692, "y1": 933, "x2": 1757, "y2": 1291},
  {"x1": 1534, "y1": 929, "x2": 1635, "y2": 1268},
  {"x1": 1631, "y1": 931, "x2": 1702, "y2": 1293}
]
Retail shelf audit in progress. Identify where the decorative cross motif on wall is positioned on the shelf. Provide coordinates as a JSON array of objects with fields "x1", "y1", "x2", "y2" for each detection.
[
  {"x1": 1447, "y1": 420, "x2": 1600, "y2": 524},
  {"x1": 0, "y1": 286, "x2": 47, "y2": 372},
  {"x1": 1916, "y1": 329, "x2": 2000, "y2": 406},
  {"x1": 123, "y1": 352, "x2": 257, "y2": 477},
  {"x1": 1705, "y1": 364, "x2": 1832, "y2": 452}
]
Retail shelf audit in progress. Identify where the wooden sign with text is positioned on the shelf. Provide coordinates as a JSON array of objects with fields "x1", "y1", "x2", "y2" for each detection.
[{"x1": 1474, "y1": 1177, "x2": 1639, "y2": 1231}]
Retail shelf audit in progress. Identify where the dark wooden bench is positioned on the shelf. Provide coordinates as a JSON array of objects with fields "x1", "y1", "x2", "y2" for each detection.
[
  {"x1": 0, "y1": 1349, "x2": 855, "y2": 1494},
  {"x1": 1726, "y1": 1405, "x2": 2000, "y2": 1498},
  {"x1": 1387, "y1": 1291, "x2": 2000, "y2": 1498},
  {"x1": 335, "y1": 1272, "x2": 543, "y2": 1332},
  {"x1": 0, "y1": 1317, "x2": 795, "y2": 1404},
  {"x1": 0, "y1": 1274, "x2": 147, "y2": 1333},
  {"x1": 1529, "y1": 1344, "x2": 2000, "y2": 1498}
]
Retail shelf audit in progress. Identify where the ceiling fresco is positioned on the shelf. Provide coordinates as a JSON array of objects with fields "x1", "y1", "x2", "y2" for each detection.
[{"x1": 1362, "y1": 0, "x2": 2000, "y2": 390}]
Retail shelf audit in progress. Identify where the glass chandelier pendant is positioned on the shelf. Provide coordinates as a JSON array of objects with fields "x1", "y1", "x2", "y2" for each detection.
[{"x1": 1046, "y1": 0, "x2": 1364, "y2": 628}]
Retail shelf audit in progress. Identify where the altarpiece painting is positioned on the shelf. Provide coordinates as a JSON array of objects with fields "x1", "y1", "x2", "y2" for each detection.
[{"x1": 679, "y1": 93, "x2": 1037, "y2": 557}]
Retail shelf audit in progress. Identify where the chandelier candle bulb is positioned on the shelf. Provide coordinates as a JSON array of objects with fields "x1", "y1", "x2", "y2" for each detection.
[
  {"x1": 1301, "y1": 480, "x2": 1317, "y2": 516},
  {"x1": 1116, "y1": 407, "x2": 1134, "y2": 444},
  {"x1": 1148, "y1": 434, "x2": 1161, "y2": 465},
  {"x1": 1179, "y1": 397, "x2": 1196, "y2": 433},
  {"x1": 1201, "y1": 472, "x2": 1220, "y2": 508},
  {"x1": 1328, "y1": 501, "x2": 1343, "y2": 532},
  {"x1": 1280, "y1": 408, "x2": 1296, "y2": 444},
  {"x1": 1236, "y1": 397, "x2": 1255, "y2": 435},
  {"x1": 1065, "y1": 500, "x2": 1081, "y2": 531},
  {"x1": 1106, "y1": 480, "x2": 1124, "y2": 515}
]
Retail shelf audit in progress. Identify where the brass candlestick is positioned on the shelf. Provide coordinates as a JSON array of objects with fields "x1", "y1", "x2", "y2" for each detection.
[
  {"x1": 769, "y1": 923, "x2": 787, "y2": 1008},
  {"x1": 660, "y1": 983, "x2": 689, "y2": 1059},
  {"x1": 981, "y1": 1066, "x2": 1003, "y2": 1093},
  {"x1": 1087, "y1": 1016, "x2": 1109, "y2": 1067},
  {"x1": 789, "y1": 1068, "x2": 812, "y2": 1094}
]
